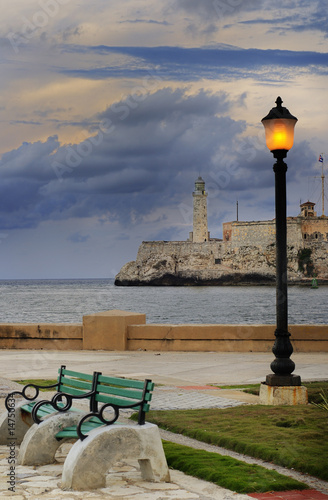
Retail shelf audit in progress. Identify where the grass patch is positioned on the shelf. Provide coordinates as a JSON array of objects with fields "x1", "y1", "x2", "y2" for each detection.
[
  {"x1": 163, "y1": 441, "x2": 308, "y2": 494},
  {"x1": 14, "y1": 379, "x2": 57, "y2": 391},
  {"x1": 218, "y1": 384, "x2": 260, "y2": 391},
  {"x1": 148, "y1": 405, "x2": 328, "y2": 481}
]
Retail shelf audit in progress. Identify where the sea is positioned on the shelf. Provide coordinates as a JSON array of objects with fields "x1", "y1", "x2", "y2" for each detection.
[{"x1": 0, "y1": 279, "x2": 327, "y2": 325}]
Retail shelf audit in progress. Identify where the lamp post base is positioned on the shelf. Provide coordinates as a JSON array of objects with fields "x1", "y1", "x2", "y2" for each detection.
[
  {"x1": 259, "y1": 382, "x2": 308, "y2": 406},
  {"x1": 265, "y1": 374, "x2": 301, "y2": 386}
]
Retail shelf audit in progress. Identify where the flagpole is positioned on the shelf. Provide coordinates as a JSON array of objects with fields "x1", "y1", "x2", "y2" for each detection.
[
  {"x1": 322, "y1": 160, "x2": 325, "y2": 217},
  {"x1": 319, "y1": 154, "x2": 325, "y2": 216}
]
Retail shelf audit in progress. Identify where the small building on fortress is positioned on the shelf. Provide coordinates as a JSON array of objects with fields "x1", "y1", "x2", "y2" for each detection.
[
  {"x1": 223, "y1": 201, "x2": 328, "y2": 247},
  {"x1": 115, "y1": 178, "x2": 328, "y2": 286}
]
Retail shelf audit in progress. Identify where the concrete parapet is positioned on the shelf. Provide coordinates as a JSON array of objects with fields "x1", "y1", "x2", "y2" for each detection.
[
  {"x1": 0, "y1": 323, "x2": 82, "y2": 350},
  {"x1": 83, "y1": 310, "x2": 146, "y2": 351},
  {"x1": 127, "y1": 323, "x2": 328, "y2": 352},
  {"x1": 0, "y1": 312, "x2": 327, "y2": 352}
]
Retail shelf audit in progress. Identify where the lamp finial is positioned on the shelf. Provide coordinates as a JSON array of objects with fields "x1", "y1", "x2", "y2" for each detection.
[{"x1": 275, "y1": 96, "x2": 283, "y2": 109}]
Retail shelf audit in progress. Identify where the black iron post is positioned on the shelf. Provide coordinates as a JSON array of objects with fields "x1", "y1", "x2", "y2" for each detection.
[
  {"x1": 261, "y1": 97, "x2": 300, "y2": 387},
  {"x1": 265, "y1": 150, "x2": 300, "y2": 386}
]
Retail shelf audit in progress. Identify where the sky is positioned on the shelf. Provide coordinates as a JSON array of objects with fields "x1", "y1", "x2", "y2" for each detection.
[{"x1": 0, "y1": 0, "x2": 328, "y2": 279}]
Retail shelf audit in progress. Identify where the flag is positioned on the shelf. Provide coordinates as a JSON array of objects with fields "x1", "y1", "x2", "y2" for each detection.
[{"x1": 319, "y1": 154, "x2": 324, "y2": 163}]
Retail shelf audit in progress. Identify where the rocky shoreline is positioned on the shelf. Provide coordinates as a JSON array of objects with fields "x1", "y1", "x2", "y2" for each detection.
[
  {"x1": 115, "y1": 271, "x2": 327, "y2": 287},
  {"x1": 114, "y1": 240, "x2": 328, "y2": 287}
]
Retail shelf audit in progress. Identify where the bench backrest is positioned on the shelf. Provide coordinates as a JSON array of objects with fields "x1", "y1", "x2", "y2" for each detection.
[
  {"x1": 95, "y1": 375, "x2": 154, "y2": 425},
  {"x1": 57, "y1": 366, "x2": 100, "y2": 412}
]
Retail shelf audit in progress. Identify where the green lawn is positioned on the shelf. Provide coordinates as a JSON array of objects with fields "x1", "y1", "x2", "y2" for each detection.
[
  {"x1": 163, "y1": 441, "x2": 308, "y2": 493},
  {"x1": 148, "y1": 405, "x2": 328, "y2": 481}
]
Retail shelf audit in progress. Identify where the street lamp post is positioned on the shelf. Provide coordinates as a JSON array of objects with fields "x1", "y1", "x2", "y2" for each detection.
[{"x1": 261, "y1": 97, "x2": 301, "y2": 387}]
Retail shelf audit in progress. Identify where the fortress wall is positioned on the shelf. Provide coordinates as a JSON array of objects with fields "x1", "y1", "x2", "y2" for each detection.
[
  {"x1": 137, "y1": 241, "x2": 223, "y2": 268},
  {"x1": 301, "y1": 218, "x2": 328, "y2": 241},
  {"x1": 287, "y1": 219, "x2": 304, "y2": 247},
  {"x1": 224, "y1": 219, "x2": 304, "y2": 248},
  {"x1": 227, "y1": 221, "x2": 276, "y2": 247}
]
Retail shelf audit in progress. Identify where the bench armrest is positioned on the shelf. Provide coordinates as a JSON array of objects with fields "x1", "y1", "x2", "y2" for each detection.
[
  {"x1": 32, "y1": 388, "x2": 97, "y2": 424},
  {"x1": 5, "y1": 381, "x2": 59, "y2": 412},
  {"x1": 76, "y1": 399, "x2": 146, "y2": 440}
]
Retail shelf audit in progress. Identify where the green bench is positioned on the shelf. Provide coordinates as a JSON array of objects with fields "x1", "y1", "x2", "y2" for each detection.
[
  {"x1": 0, "y1": 366, "x2": 98, "y2": 444},
  {"x1": 55, "y1": 374, "x2": 154, "y2": 441},
  {"x1": 18, "y1": 373, "x2": 170, "y2": 491}
]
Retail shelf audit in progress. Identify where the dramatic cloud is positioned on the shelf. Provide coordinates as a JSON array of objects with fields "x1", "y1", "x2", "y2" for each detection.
[
  {"x1": 0, "y1": 89, "x2": 247, "y2": 231},
  {"x1": 1, "y1": 0, "x2": 327, "y2": 278}
]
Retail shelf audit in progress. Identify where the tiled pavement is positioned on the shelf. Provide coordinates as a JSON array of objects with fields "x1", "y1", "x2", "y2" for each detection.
[{"x1": 151, "y1": 385, "x2": 245, "y2": 410}]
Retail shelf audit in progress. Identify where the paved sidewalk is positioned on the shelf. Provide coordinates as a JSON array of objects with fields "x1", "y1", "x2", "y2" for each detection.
[{"x1": 0, "y1": 350, "x2": 327, "y2": 386}]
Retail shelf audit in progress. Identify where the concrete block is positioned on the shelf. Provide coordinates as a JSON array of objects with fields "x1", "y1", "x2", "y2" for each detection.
[
  {"x1": 259, "y1": 383, "x2": 308, "y2": 405},
  {"x1": 18, "y1": 411, "x2": 83, "y2": 465},
  {"x1": 0, "y1": 401, "x2": 34, "y2": 445},
  {"x1": 61, "y1": 422, "x2": 170, "y2": 490},
  {"x1": 83, "y1": 310, "x2": 146, "y2": 350}
]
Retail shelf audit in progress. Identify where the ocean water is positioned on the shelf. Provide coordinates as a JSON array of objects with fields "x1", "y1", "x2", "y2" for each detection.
[{"x1": 0, "y1": 279, "x2": 327, "y2": 325}]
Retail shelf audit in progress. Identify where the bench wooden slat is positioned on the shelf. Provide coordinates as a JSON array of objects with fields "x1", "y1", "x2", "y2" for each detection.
[
  {"x1": 97, "y1": 375, "x2": 148, "y2": 389},
  {"x1": 96, "y1": 385, "x2": 145, "y2": 400},
  {"x1": 56, "y1": 417, "x2": 108, "y2": 439},
  {"x1": 22, "y1": 402, "x2": 66, "y2": 414},
  {"x1": 58, "y1": 386, "x2": 93, "y2": 397},
  {"x1": 95, "y1": 394, "x2": 143, "y2": 407},
  {"x1": 58, "y1": 378, "x2": 94, "y2": 392},
  {"x1": 61, "y1": 369, "x2": 94, "y2": 381},
  {"x1": 56, "y1": 428, "x2": 79, "y2": 439}
]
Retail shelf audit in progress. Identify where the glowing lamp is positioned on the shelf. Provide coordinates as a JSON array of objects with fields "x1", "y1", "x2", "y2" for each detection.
[
  {"x1": 260, "y1": 97, "x2": 302, "y2": 391},
  {"x1": 261, "y1": 96, "x2": 297, "y2": 154}
]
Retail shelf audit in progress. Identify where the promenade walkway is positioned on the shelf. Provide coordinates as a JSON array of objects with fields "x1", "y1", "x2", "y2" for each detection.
[{"x1": 0, "y1": 350, "x2": 327, "y2": 500}]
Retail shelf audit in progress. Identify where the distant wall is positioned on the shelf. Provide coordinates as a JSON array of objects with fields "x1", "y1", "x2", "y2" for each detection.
[
  {"x1": 222, "y1": 219, "x2": 304, "y2": 248},
  {"x1": 138, "y1": 241, "x2": 223, "y2": 263},
  {"x1": 0, "y1": 323, "x2": 82, "y2": 350},
  {"x1": 223, "y1": 217, "x2": 328, "y2": 247},
  {"x1": 301, "y1": 218, "x2": 328, "y2": 241},
  {"x1": 0, "y1": 310, "x2": 327, "y2": 352}
]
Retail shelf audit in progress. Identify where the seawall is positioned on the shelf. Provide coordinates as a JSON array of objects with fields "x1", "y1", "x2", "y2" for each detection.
[{"x1": 0, "y1": 310, "x2": 327, "y2": 352}]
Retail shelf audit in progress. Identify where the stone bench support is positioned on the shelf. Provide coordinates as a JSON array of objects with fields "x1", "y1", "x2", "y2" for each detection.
[
  {"x1": 0, "y1": 401, "x2": 34, "y2": 445},
  {"x1": 61, "y1": 422, "x2": 170, "y2": 490},
  {"x1": 18, "y1": 411, "x2": 84, "y2": 465}
]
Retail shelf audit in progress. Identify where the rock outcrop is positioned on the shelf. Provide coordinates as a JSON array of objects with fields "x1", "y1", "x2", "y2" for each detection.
[{"x1": 114, "y1": 240, "x2": 328, "y2": 286}]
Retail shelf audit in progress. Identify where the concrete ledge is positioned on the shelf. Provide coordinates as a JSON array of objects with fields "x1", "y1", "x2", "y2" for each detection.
[
  {"x1": 0, "y1": 312, "x2": 327, "y2": 352},
  {"x1": 0, "y1": 324, "x2": 82, "y2": 350},
  {"x1": 127, "y1": 324, "x2": 328, "y2": 352}
]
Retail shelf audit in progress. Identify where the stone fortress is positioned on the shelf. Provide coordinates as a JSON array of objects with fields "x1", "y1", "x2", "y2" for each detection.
[{"x1": 115, "y1": 177, "x2": 328, "y2": 285}]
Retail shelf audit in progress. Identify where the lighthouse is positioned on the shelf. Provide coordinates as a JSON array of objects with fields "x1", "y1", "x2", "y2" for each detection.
[{"x1": 192, "y1": 176, "x2": 209, "y2": 242}]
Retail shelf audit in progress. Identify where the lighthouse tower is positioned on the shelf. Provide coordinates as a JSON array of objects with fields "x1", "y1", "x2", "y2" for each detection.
[{"x1": 192, "y1": 176, "x2": 209, "y2": 242}]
